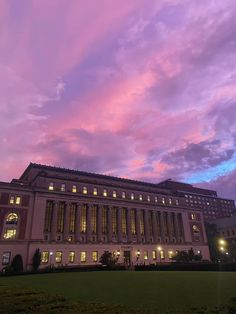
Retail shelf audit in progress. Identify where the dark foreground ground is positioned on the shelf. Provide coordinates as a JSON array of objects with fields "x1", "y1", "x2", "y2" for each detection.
[{"x1": 1, "y1": 271, "x2": 236, "y2": 313}]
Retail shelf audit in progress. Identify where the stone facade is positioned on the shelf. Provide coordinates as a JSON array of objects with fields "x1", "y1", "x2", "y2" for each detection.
[{"x1": 0, "y1": 163, "x2": 210, "y2": 271}]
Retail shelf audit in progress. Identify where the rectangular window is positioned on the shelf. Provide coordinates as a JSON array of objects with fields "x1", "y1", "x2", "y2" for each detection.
[
  {"x1": 69, "y1": 203, "x2": 76, "y2": 233},
  {"x1": 44, "y1": 200, "x2": 53, "y2": 232},
  {"x1": 49, "y1": 182, "x2": 54, "y2": 191},
  {"x1": 160, "y1": 250, "x2": 165, "y2": 260},
  {"x1": 41, "y1": 251, "x2": 49, "y2": 263},
  {"x1": 92, "y1": 251, "x2": 98, "y2": 262},
  {"x1": 140, "y1": 210, "x2": 145, "y2": 235},
  {"x1": 144, "y1": 251, "x2": 148, "y2": 260},
  {"x1": 103, "y1": 189, "x2": 107, "y2": 197},
  {"x1": 83, "y1": 186, "x2": 88, "y2": 194},
  {"x1": 80, "y1": 251, "x2": 86, "y2": 262},
  {"x1": 139, "y1": 194, "x2": 143, "y2": 201},
  {"x1": 61, "y1": 184, "x2": 66, "y2": 192},
  {"x1": 69, "y1": 251, "x2": 75, "y2": 263},
  {"x1": 102, "y1": 207, "x2": 108, "y2": 234},
  {"x1": 147, "y1": 195, "x2": 151, "y2": 202},
  {"x1": 9, "y1": 196, "x2": 15, "y2": 204},
  {"x1": 122, "y1": 208, "x2": 127, "y2": 235},
  {"x1": 72, "y1": 185, "x2": 77, "y2": 193},
  {"x1": 169, "y1": 198, "x2": 172, "y2": 205},
  {"x1": 162, "y1": 197, "x2": 165, "y2": 204},
  {"x1": 131, "y1": 209, "x2": 136, "y2": 235},
  {"x1": 191, "y1": 213, "x2": 197, "y2": 220},
  {"x1": 91, "y1": 205, "x2": 97, "y2": 233},
  {"x1": 175, "y1": 199, "x2": 179, "y2": 205},
  {"x1": 80, "y1": 205, "x2": 87, "y2": 233},
  {"x1": 57, "y1": 202, "x2": 65, "y2": 233},
  {"x1": 15, "y1": 196, "x2": 21, "y2": 205},
  {"x1": 113, "y1": 190, "x2": 117, "y2": 198},
  {"x1": 168, "y1": 251, "x2": 173, "y2": 259},
  {"x1": 55, "y1": 251, "x2": 62, "y2": 263},
  {"x1": 122, "y1": 192, "x2": 126, "y2": 199},
  {"x1": 152, "y1": 250, "x2": 157, "y2": 260},
  {"x1": 131, "y1": 193, "x2": 134, "y2": 200},
  {"x1": 93, "y1": 187, "x2": 98, "y2": 196},
  {"x1": 2, "y1": 252, "x2": 11, "y2": 265},
  {"x1": 154, "y1": 197, "x2": 158, "y2": 203},
  {"x1": 148, "y1": 211, "x2": 153, "y2": 235},
  {"x1": 3, "y1": 229, "x2": 16, "y2": 239},
  {"x1": 112, "y1": 207, "x2": 117, "y2": 234}
]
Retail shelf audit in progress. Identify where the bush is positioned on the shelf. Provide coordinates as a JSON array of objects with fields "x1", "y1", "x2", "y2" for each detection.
[
  {"x1": 32, "y1": 248, "x2": 41, "y2": 271},
  {"x1": 11, "y1": 254, "x2": 23, "y2": 272},
  {"x1": 99, "y1": 251, "x2": 117, "y2": 267}
]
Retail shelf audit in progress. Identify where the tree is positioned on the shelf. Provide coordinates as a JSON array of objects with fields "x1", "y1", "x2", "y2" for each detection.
[
  {"x1": 99, "y1": 251, "x2": 117, "y2": 267},
  {"x1": 32, "y1": 248, "x2": 41, "y2": 271},
  {"x1": 11, "y1": 254, "x2": 23, "y2": 272}
]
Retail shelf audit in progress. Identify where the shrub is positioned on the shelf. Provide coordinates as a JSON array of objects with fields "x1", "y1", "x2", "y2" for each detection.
[
  {"x1": 32, "y1": 248, "x2": 41, "y2": 271},
  {"x1": 11, "y1": 254, "x2": 23, "y2": 272}
]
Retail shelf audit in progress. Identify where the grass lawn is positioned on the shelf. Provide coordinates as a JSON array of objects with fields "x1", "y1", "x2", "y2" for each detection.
[{"x1": 1, "y1": 271, "x2": 236, "y2": 313}]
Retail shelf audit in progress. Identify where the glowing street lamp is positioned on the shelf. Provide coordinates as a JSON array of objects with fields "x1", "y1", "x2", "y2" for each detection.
[{"x1": 157, "y1": 246, "x2": 162, "y2": 263}]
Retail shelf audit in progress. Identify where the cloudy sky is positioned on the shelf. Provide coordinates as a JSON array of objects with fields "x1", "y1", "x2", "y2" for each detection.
[{"x1": 0, "y1": 0, "x2": 236, "y2": 200}]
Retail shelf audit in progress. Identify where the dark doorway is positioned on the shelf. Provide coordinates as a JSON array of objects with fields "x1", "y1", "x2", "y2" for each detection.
[{"x1": 124, "y1": 250, "x2": 131, "y2": 266}]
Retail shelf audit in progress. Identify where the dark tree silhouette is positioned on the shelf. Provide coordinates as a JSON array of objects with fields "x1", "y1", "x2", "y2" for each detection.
[
  {"x1": 11, "y1": 254, "x2": 23, "y2": 272},
  {"x1": 32, "y1": 248, "x2": 41, "y2": 271},
  {"x1": 99, "y1": 251, "x2": 117, "y2": 266}
]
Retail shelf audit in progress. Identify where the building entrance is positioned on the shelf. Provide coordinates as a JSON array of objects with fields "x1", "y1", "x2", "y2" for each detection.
[{"x1": 123, "y1": 250, "x2": 131, "y2": 266}]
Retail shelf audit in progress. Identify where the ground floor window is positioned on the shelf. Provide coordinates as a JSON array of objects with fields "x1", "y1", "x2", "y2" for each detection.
[
  {"x1": 55, "y1": 251, "x2": 62, "y2": 263},
  {"x1": 144, "y1": 251, "x2": 148, "y2": 260},
  {"x1": 152, "y1": 250, "x2": 157, "y2": 260},
  {"x1": 69, "y1": 251, "x2": 75, "y2": 263},
  {"x1": 92, "y1": 251, "x2": 98, "y2": 262},
  {"x1": 80, "y1": 251, "x2": 86, "y2": 262},
  {"x1": 41, "y1": 251, "x2": 49, "y2": 263},
  {"x1": 160, "y1": 250, "x2": 165, "y2": 259},
  {"x1": 2, "y1": 252, "x2": 11, "y2": 265},
  {"x1": 3, "y1": 228, "x2": 16, "y2": 239}
]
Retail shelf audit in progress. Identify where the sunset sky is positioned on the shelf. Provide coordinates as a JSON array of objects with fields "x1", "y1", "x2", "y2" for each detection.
[{"x1": 0, "y1": 0, "x2": 236, "y2": 200}]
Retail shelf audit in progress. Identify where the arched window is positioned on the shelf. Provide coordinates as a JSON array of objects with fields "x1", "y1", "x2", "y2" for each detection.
[
  {"x1": 6, "y1": 213, "x2": 18, "y2": 225},
  {"x1": 2, "y1": 212, "x2": 19, "y2": 240}
]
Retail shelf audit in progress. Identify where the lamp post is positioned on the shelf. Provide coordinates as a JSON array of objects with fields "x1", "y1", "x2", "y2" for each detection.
[
  {"x1": 157, "y1": 246, "x2": 162, "y2": 263},
  {"x1": 218, "y1": 238, "x2": 227, "y2": 263},
  {"x1": 49, "y1": 251, "x2": 53, "y2": 268}
]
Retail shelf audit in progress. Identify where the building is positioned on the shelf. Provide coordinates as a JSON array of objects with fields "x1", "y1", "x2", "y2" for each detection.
[
  {"x1": 157, "y1": 180, "x2": 236, "y2": 221},
  {"x1": 211, "y1": 215, "x2": 236, "y2": 243},
  {"x1": 0, "y1": 163, "x2": 210, "y2": 271}
]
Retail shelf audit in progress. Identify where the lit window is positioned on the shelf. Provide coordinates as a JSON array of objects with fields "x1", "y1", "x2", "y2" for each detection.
[
  {"x1": 41, "y1": 251, "x2": 49, "y2": 263},
  {"x1": 93, "y1": 188, "x2": 98, "y2": 196},
  {"x1": 6, "y1": 213, "x2": 18, "y2": 225},
  {"x1": 193, "y1": 225, "x2": 200, "y2": 233},
  {"x1": 139, "y1": 194, "x2": 143, "y2": 201},
  {"x1": 131, "y1": 193, "x2": 134, "y2": 200},
  {"x1": 61, "y1": 184, "x2": 66, "y2": 192},
  {"x1": 2, "y1": 252, "x2": 11, "y2": 265},
  {"x1": 55, "y1": 251, "x2": 62, "y2": 263},
  {"x1": 160, "y1": 250, "x2": 165, "y2": 259},
  {"x1": 169, "y1": 198, "x2": 172, "y2": 205},
  {"x1": 152, "y1": 250, "x2": 157, "y2": 260},
  {"x1": 113, "y1": 190, "x2": 117, "y2": 198},
  {"x1": 15, "y1": 196, "x2": 21, "y2": 205},
  {"x1": 168, "y1": 251, "x2": 173, "y2": 259},
  {"x1": 154, "y1": 197, "x2": 158, "y2": 203},
  {"x1": 3, "y1": 229, "x2": 16, "y2": 239},
  {"x1": 69, "y1": 251, "x2": 75, "y2": 263},
  {"x1": 72, "y1": 185, "x2": 77, "y2": 193},
  {"x1": 9, "y1": 196, "x2": 15, "y2": 204},
  {"x1": 175, "y1": 199, "x2": 179, "y2": 205},
  {"x1": 147, "y1": 195, "x2": 151, "y2": 202},
  {"x1": 80, "y1": 251, "x2": 86, "y2": 262},
  {"x1": 122, "y1": 191, "x2": 126, "y2": 198},
  {"x1": 92, "y1": 251, "x2": 98, "y2": 262},
  {"x1": 48, "y1": 182, "x2": 54, "y2": 191},
  {"x1": 103, "y1": 189, "x2": 107, "y2": 197},
  {"x1": 83, "y1": 186, "x2": 88, "y2": 194},
  {"x1": 191, "y1": 213, "x2": 196, "y2": 220},
  {"x1": 162, "y1": 197, "x2": 165, "y2": 204},
  {"x1": 144, "y1": 251, "x2": 148, "y2": 260}
]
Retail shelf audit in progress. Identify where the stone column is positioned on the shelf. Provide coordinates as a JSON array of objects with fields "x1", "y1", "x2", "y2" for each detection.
[
  {"x1": 174, "y1": 212, "x2": 180, "y2": 243},
  {"x1": 167, "y1": 212, "x2": 173, "y2": 242},
  {"x1": 63, "y1": 202, "x2": 70, "y2": 241},
  {"x1": 97, "y1": 205, "x2": 102, "y2": 243},
  {"x1": 135, "y1": 209, "x2": 141, "y2": 243},
  {"x1": 108, "y1": 206, "x2": 113, "y2": 242},
  {"x1": 127, "y1": 208, "x2": 132, "y2": 243},
  {"x1": 86, "y1": 204, "x2": 92, "y2": 243},
  {"x1": 160, "y1": 211, "x2": 166, "y2": 243},
  {"x1": 144, "y1": 209, "x2": 150, "y2": 243},
  {"x1": 51, "y1": 201, "x2": 58, "y2": 241},
  {"x1": 75, "y1": 204, "x2": 81, "y2": 241},
  {"x1": 117, "y1": 207, "x2": 123, "y2": 242},
  {"x1": 152, "y1": 210, "x2": 158, "y2": 243}
]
